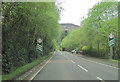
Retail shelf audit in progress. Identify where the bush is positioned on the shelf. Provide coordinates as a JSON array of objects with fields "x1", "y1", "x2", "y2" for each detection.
[
  {"x1": 82, "y1": 46, "x2": 88, "y2": 50},
  {"x1": 83, "y1": 48, "x2": 109, "y2": 59}
]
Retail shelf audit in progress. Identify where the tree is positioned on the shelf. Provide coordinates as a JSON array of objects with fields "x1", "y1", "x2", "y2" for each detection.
[
  {"x1": 2, "y1": 2, "x2": 60, "y2": 74},
  {"x1": 61, "y1": 1, "x2": 118, "y2": 59}
]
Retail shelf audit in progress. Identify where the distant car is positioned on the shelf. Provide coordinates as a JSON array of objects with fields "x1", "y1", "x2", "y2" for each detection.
[{"x1": 72, "y1": 50, "x2": 76, "y2": 54}]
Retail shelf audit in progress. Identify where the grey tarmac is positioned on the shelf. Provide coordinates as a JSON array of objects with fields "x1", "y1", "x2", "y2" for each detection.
[{"x1": 33, "y1": 51, "x2": 118, "y2": 81}]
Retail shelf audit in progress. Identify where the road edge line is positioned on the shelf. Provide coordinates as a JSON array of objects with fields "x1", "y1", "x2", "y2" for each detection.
[
  {"x1": 80, "y1": 57, "x2": 119, "y2": 69},
  {"x1": 30, "y1": 54, "x2": 53, "y2": 80}
]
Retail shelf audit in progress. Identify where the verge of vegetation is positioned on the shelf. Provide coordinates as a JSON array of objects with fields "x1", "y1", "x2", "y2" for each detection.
[
  {"x1": 112, "y1": 59, "x2": 120, "y2": 63},
  {"x1": 2, "y1": 52, "x2": 53, "y2": 80},
  {"x1": 60, "y1": 1, "x2": 118, "y2": 60},
  {"x1": 2, "y1": 2, "x2": 61, "y2": 76}
]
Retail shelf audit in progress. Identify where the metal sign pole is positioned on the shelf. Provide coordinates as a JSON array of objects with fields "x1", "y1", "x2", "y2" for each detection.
[
  {"x1": 42, "y1": 39, "x2": 43, "y2": 56},
  {"x1": 110, "y1": 46, "x2": 113, "y2": 60}
]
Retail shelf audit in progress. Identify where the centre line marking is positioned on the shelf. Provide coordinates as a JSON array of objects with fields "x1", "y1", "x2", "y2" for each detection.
[
  {"x1": 97, "y1": 77, "x2": 105, "y2": 82},
  {"x1": 77, "y1": 65, "x2": 88, "y2": 72},
  {"x1": 59, "y1": 51, "x2": 62, "y2": 55},
  {"x1": 71, "y1": 60, "x2": 76, "y2": 63}
]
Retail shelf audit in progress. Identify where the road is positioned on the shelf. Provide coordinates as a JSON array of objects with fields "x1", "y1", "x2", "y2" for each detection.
[{"x1": 32, "y1": 51, "x2": 118, "y2": 81}]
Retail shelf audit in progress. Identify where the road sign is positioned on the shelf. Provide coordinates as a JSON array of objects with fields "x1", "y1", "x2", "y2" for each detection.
[
  {"x1": 37, "y1": 43, "x2": 42, "y2": 51},
  {"x1": 108, "y1": 33, "x2": 115, "y2": 47},
  {"x1": 37, "y1": 38, "x2": 42, "y2": 43},
  {"x1": 36, "y1": 38, "x2": 43, "y2": 51},
  {"x1": 108, "y1": 33, "x2": 115, "y2": 60}
]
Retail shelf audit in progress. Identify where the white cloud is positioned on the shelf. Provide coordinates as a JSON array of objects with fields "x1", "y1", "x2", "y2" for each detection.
[{"x1": 59, "y1": 0, "x2": 103, "y2": 26}]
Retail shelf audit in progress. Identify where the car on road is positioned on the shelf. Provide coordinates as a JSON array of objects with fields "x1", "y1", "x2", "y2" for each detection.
[{"x1": 72, "y1": 50, "x2": 76, "y2": 54}]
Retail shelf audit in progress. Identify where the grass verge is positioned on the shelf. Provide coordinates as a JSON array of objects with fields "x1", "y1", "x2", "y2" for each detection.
[
  {"x1": 2, "y1": 52, "x2": 53, "y2": 80},
  {"x1": 0, "y1": 75, "x2": 2, "y2": 82},
  {"x1": 112, "y1": 59, "x2": 120, "y2": 63}
]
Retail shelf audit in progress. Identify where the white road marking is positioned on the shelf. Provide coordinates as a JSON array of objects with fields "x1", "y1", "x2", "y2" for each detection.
[
  {"x1": 24, "y1": 75, "x2": 27, "y2": 77},
  {"x1": 54, "y1": 51, "x2": 56, "y2": 54},
  {"x1": 97, "y1": 77, "x2": 105, "y2": 82},
  {"x1": 30, "y1": 55, "x2": 53, "y2": 80},
  {"x1": 77, "y1": 65, "x2": 88, "y2": 72},
  {"x1": 59, "y1": 51, "x2": 70, "y2": 60},
  {"x1": 59, "y1": 51, "x2": 62, "y2": 55},
  {"x1": 43, "y1": 60, "x2": 46, "y2": 62},
  {"x1": 71, "y1": 60, "x2": 76, "y2": 63},
  {"x1": 80, "y1": 57, "x2": 119, "y2": 69}
]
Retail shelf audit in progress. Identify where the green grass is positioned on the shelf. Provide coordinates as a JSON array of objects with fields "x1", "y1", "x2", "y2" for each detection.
[
  {"x1": 112, "y1": 59, "x2": 120, "y2": 63},
  {"x1": 0, "y1": 75, "x2": 2, "y2": 82},
  {"x1": 2, "y1": 52, "x2": 53, "y2": 80}
]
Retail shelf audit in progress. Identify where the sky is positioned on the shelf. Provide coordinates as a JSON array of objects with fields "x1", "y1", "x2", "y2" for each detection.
[{"x1": 58, "y1": 0, "x2": 103, "y2": 26}]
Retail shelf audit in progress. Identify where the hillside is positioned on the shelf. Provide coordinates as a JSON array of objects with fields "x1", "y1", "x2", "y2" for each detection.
[{"x1": 60, "y1": 23, "x2": 79, "y2": 31}]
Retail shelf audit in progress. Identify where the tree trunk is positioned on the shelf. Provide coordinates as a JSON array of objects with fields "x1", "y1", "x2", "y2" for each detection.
[{"x1": 98, "y1": 40, "x2": 99, "y2": 50}]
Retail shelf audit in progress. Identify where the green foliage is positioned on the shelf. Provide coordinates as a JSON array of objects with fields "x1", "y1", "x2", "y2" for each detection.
[
  {"x1": 61, "y1": 1, "x2": 118, "y2": 59},
  {"x1": 2, "y1": 2, "x2": 60, "y2": 74},
  {"x1": 56, "y1": 30, "x2": 69, "y2": 46},
  {"x1": 83, "y1": 48, "x2": 109, "y2": 59},
  {"x1": 2, "y1": 52, "x2": 53, "y2": 80},
  {"x1": 82, "y1": 46, "x2": 88, "y2": 50}
]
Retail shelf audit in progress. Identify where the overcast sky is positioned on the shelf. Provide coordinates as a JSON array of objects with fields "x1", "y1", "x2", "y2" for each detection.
[{"x1": 58, "y1": 0, "x2": 103, "y2": 26}]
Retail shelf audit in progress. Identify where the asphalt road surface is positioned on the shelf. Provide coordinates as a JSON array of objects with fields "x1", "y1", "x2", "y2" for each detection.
[{"x1": 33, "y1": 51, "x2": 118, "y2": 81}]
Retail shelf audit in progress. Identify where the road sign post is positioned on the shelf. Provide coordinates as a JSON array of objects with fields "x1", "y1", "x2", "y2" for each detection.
[
  {"x1": 36, "y1": 38, "x2": 43, "y2": 52},
  {"x1": 108, "y1": 33, "x2": 115, "y2": 60},
  {"x1": 110, "y1": 46, "x2": 113, "y2": 60}
]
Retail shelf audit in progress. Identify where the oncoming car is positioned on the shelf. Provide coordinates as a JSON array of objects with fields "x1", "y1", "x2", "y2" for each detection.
[{"x1": 72, "y1": 50, "x2": 76, "y2": 54}]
